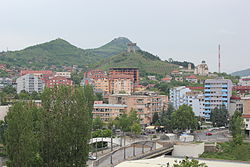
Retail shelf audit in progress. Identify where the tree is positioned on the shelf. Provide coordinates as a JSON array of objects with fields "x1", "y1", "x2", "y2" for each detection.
[
  {"x1": 165, "y1": 157, "x2": 207, "y2": 167},
  {"x1": 229, "y1": 111, "x2": 244, "y2": 145},
  {"x1": 18, "y1": 90, "x2": 30, "y2": 100},
  {"x1": 115, "y1": 109, "x2": 140, "y2": 133},
  {"x1": 159, "y1": 104, "x2": 175, "y2": 132},
  {"x1": 131, "y1": 123, "x2": 141, "y2": 135},
  {"x1": 40, "y1": 86, "x2": 94, "y2": 167},
  {"x1": 171, "y1": 105, "x2": 198, "y2": 131},
  {"x1": 5, "y1": 102, "x2": 41, "y2": 167},
  {"x1": 210, "y1": 106, "x2": 229, "y2": 127},
  {"x1": 93, "y1": 116, "x2": 104, "y2": 130},
  {"x1": 152, "y1": 112, "x2": 159, "y2": 125}
]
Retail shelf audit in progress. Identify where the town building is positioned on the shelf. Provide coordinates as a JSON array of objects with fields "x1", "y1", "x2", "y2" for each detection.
[
  {"x1": 203, "y1": 78, "x2": 233, "y2": 119},
  {"x1": 233, "y1": 86, "x2": 250, "y2": 96},
  {"x1": 242, "y1": 96, "x2": 250, "y2": 136},
  {"x1": 229, "y1": 95, "x2": 243, "y2": 116},
  {"x1": 108, "y1": 91, "x2": 168, "y2": 126},
  {"x1": 109, "y1": 74, "x2": 133, "y2": 94},
  {"x1": 83, "y1": 69, "x2": 109, "y2": 94},
  {"x1": 186, "y1": 91, "x2": 204, "y2": 117},
  {"x1": 161, "y1": 77, "x2": 172, "y2": 83},
  {"x1": 93, "y1": 102, "x2": 127, "y2": 122},
  {"x1": 16, "y1": 74, "x2": 44, "y2": 94},
  {"x1": 239, "y1": 76, "x2": 250, "y2": 86},
  {"x1": 54, "y1": 72, "x2": 71, "y2": 78},
  {"x1": 147, "y1": 76, "x2": 157, "y2": 81},
  {"x1": 45, "y1": 76, "x2": 73, "y2": 88},
  {"x1": 20, "y1": 70, "x2": 53, "y2": 78},
  {"x1": 109, "y1": 67, "x2": 139, "y2": 86},
  {"x1": 170, "y1": 86, "x2": 191, "y2": 110},
  {"x1": 194, "y1": 61, "x2": 209, "y2": 76},
  {"x1": 0, "y1": 77, "x2": 12, "y2": 89},
  {"x1": 185, "y1": 75, "x2": 198, "y2": 83}
]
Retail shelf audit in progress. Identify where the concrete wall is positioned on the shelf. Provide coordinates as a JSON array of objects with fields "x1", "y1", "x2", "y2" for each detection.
[
  {"x1": 0, "y1": 105, "x2": 10, "y2": 121},
  {"x1": 172, "y1": 142, "x2": 204, "y2": 158}
]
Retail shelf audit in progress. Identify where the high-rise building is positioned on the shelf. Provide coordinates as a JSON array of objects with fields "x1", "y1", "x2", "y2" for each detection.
[
  {"x1": 16, "y1": 74, "x2": 44, "y2": 94},
  {"x1": 45, "y1": 76, "x2": 73, "y2": 88},
  {"x1": 109, "y1": 67, "x2": 139, "y2": 86},
  {"x1": 203, "y1": 78, "x2": 232, "y2": 118},
  {"x1": 109, "y1": 74, "x2": 133, "y2": 94}
]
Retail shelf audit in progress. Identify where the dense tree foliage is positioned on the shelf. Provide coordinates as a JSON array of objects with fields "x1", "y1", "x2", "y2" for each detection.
[
  {"x1": 4, "y1": 86, "x2": 94, "y2": 167},
  {"x1": 152, "y1": 112, "x2": 159, "y2": 125},
  {"x1": 229, "y1": 111, "x2": 244, "y2": 145},
  {"x1": 210, "y1": 106, "x2": 229, "y2": 127},
  {"x1": 171, "y1": 105, "x2": 198, "y2": 131},
  {"x1": 115, "y1": 110, "x2": 141, "y2": 134},
  {"x1": 93, "y1": 116, "x2": 104, "y2": 130}
]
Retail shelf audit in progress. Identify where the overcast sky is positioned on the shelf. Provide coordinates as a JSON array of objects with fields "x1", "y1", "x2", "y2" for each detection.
[{"x1": 0, "y1": 0, "x2": 249, "y2": 73}]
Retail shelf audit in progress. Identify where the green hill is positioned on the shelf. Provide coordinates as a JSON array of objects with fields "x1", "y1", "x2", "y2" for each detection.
[
  {"x1": 86, "y1": 37, "x2": 140, "y2": 58},
  {"x1": 93, "y1": 50, "x2": 178, "y2": 76},
  {"x1": 0, "y1": 37, "x2": 178, "y2": 76},
  {"x1": 231, "y1": 68, "x2": 250, "y2": 77},
  {"x1": 0, "y1": 38, "x2": 100, "y2": 69}
]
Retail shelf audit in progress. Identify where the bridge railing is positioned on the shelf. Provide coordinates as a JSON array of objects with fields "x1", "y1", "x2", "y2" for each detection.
[{"x1": 93, "y1": 140, "x2": 157, "y2": 167}]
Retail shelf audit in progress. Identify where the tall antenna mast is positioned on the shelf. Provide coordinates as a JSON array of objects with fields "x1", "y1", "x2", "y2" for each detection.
[{"x1": 218, "y1": 44, "x2": 221, "y2": 73}]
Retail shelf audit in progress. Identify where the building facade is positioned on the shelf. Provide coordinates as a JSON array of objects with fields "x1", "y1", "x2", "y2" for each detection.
[
  {"x1": 108, "y1": 92, "x2": 168, "y2": 126},
  {"x1": 194, "y1": 61, "x2": 209, "y2": 76},
  {"x1": 186, "y1": 91, "x2": 204, "y2": 117},
  {"x1": 93, "y1": 103, "x2": 127, "y2": 122},
  {"x1": 45, "y1": 76, "x2": 73, "y2": 88},
  {"x1": 55, "y1": 72, "x2": 71, "y2": 78},
  {"x1": 170, "y1": 86, "x2": 191, "y2": 110},
  {"x1": 242, "y1": 97, "x2": 250, "y2": 136},
  {"x1": 239, "y1": 76, "x2": 250, "y2": 86},
  {"x1": 203, "y1": 78, "x2": 232, "y2": 118},
  {"x1": 109, "y1": 67, "x2": 139, "y2": 86},
  {"x1": 109, "y1": 74, "x2": 133, "y2": 94},
  {"x1": 16, "y1": 74, "x2": 44, "y2": 94}
]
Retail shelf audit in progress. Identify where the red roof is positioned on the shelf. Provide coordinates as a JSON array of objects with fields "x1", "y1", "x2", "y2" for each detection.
[
  {"x1": 161, "y1": 77, "x2": 171, "y2": 81},
  {"x1": 233, "y1": 86, "x2": 250, "y2": 90},
  {"x1": 230, "y1": 95, "x2": 241, "y2": 100},
  {"x1": 171, "y1": 70, "x2": 180, "y2": 73},
  {"x1": 186, "y1": 75, "x2": 197, "y2": 79},
  {"x1": 242, "y1": 114, "x2": 250, "y2": 118},
  {"x1": 242, "y1": 78, "x2": 250, "y2": 81}
]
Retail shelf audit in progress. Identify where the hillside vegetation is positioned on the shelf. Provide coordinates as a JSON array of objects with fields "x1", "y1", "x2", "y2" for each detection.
[
  {"x1": 231, "y1": 68, "x2": 250, "y2": 77},
  {"x1": 94, "y1": 50, "x2": 178, "y2": 76}
]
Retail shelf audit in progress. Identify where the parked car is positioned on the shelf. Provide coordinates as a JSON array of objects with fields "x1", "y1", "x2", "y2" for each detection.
[
  {"x1": 205, "y1": 132, "x2": 213, "y2": 136},
  {"x1": 88, "y1": 155, "x2": 97, "y2": 160}
]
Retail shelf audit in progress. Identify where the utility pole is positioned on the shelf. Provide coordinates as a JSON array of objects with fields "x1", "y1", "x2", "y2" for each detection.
[{"x1": 218, "y1": 44, "x2": 221, "y2": 73}]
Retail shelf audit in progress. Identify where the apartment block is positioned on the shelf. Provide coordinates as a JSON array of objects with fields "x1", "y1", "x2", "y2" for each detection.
[
  {"x1": 109, "y1": 67, "x2": 139, "y2": 86},
  {"x1": 229, "y1": 95, "x2": 243, "y2": 116},
  {"x1": 93, "y1": 103, "x2": 127, "y2": 122},
  {"x1": 108, "y1": 91, "x2": 168, "y2": 126},
  {"x1": 170, "y1": 86, "x2": 191, "y2": 110},
  {"x1": 203, "y1": 78, "x2": 232, "y2": 118},
  {"x1": 186, "y1": 91, "x2": 204, "y2": 117},
  {"x1": 45, "y1": 76, "x2": 73, "y2": 88},
  {"x1": 239, "y1": 76, "x2": 250, "y2": 86},
  {"x1": 109, "y1": 74, "x2": 133, "y2": 94},
  {"x1": 242, "y1": 96, "x2": 250, "y2": 136},
  {"x1": 16, "y1": 74, "x2": 44, "y2": 93}
]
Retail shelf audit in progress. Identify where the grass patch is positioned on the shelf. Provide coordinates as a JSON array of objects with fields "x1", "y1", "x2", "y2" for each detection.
[{"x1": 201, "y1": 142, "x2": 250, "y2": 161}]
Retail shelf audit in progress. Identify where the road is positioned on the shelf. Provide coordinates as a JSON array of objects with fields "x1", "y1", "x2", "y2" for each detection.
[{"x1": 194, "y1": 129, "x2": 230, "y2": 142}]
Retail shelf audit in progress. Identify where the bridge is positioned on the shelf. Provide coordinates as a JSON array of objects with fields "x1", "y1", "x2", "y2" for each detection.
[{"x1": 92, "y1": 140, "x2": 175, "y2": 167}]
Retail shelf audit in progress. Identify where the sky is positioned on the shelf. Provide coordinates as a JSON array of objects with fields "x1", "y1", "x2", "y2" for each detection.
[{"x1": 0, "y1": 0, "x2": 249, "y2": 73}]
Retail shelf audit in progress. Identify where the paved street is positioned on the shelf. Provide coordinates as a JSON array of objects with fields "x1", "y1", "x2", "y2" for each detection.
[{"x1": 194, "y1": 129, "x2": 230, "y2": 142}]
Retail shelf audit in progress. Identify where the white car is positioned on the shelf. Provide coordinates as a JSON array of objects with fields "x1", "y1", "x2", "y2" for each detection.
[{"x1": 88, "y1": 155, "x2": 97, "y2": 160}]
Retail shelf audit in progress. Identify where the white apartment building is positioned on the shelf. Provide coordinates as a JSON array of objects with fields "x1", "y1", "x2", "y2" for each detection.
[
  {"x1": 204, "y1": 78, "x2": 232, "y2": 119},
  {"x1": 186, "y1": 91, "x2": 204, "y2": 117},
  {"x1": 170, "y1": 86, "x2": 191, "y2": 110},
  {"x1": 55, "y1": 72, "x2": 71, "y2": 78},
  {"x1": 16, "y1": 74, "x2": 44, "y2": 94}
]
